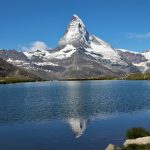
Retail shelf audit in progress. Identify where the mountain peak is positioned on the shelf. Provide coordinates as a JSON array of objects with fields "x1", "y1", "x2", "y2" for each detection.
[
  {"x1": 58, "y1": 15, "x2": 90, "y2": 47},
  {"x1": 71, "y1": 14, "x2": 85, "y2": 26},
  {"x1": 72, "y1": 14, "x2": 80, "y2": 20},
  {"x1": 72, "y1": 14, "x2": 79, "y2": 18}
]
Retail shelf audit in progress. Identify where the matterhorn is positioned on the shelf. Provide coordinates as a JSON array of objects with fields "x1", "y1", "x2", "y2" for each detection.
[{"x1": 0, "y1": 15, "x2": 143, "y2": 80}]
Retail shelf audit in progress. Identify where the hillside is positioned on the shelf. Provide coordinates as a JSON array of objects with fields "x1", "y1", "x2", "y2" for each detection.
[{"x1": 0, "y1": 58, "x2": 42, "y2": 83}]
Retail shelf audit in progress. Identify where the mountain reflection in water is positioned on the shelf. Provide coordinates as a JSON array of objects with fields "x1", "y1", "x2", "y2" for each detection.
[{"x1": 65, "y1": 81, "x2": 116, "y2": 138}]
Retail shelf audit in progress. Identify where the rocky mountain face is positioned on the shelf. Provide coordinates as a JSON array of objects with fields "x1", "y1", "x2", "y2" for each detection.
[
  {"x1": 0, "y1": 58, "x2": 42, "y2": 81},
  {"x1": 1, "y1": 15, "x2": 150, "y2": 80}
]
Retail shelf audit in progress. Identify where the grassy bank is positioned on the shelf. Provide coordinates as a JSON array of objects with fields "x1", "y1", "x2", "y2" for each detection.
[
  {"x1": 1, "y1": 73, "x2": 150, "y2": 84},
  {"x1": 62, "y1": 73, "x2": 150, "y2": 81},
  {"x1": 0, "y1": 77, "x2": 39, "y2": 84},
  {"x1": 123, "y1": 73, "x2": 150, "y2": 80},
  {"x1": 61, "y1": 76, "x2": 117, "y2": 81}
]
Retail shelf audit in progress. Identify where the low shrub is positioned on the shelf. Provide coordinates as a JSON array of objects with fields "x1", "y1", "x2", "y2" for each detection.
[{"x1": 126, "y1": 127, "x2": 150, "y2": 139}]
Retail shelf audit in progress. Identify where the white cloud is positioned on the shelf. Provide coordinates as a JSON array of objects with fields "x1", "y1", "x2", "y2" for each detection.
[
  {"x1": 22, "y1": 41, "x2": 49, "y2": 51},
  {"x1": 127, "y1": 32, "x2": 150, "y2": 39}
]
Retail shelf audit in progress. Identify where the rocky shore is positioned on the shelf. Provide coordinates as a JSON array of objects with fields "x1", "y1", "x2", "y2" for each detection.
[
  {"x1": 105, "y1": 128, "x2": 150, "y2": 150},
  {"x1": 106, "y1": 136, "x2": 150, "y2": 150}
]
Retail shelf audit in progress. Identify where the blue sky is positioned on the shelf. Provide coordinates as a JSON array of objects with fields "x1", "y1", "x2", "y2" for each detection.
[{"x1": 0, "y1": 0, "x2": 150, "y2": 52}]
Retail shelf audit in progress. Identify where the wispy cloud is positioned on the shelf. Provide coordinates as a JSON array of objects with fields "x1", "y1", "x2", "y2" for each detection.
[
  {"x1": 127, "y1": 32, "x2": 150, "y2": 39},
  {"x1": 21, "y1": 41, "x2": 49, "y2": 51}
]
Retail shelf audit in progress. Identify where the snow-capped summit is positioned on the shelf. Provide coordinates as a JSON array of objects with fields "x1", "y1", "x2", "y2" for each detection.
[
  {"x1": 58, "y1": 15, "x2": 123, "y2": 63},
  {"x1": 58, "y1": 15, "x2": 90, "y2": 47}
]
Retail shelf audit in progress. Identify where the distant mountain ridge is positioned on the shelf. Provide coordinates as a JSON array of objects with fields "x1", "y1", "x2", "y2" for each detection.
[
  {"x1": 117, "y1": 49, "x2": 150, "y2": 73},
  {"x1": 0, "y1": 15, "x2": 150, "y2": 80}
]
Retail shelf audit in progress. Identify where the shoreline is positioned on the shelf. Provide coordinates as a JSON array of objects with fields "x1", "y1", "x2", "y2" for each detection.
[
  {"x1": 1, "y1": 73, "x2": 150, "y2": 84},
  {"x1": 0, "y1": 77, "x2": 44, "y2": 84},
  {"x1": 1, "y1": 78, "x2": 150, "y2": 85}
]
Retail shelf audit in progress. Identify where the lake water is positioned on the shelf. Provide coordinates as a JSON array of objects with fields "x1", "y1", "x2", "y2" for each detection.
[{"x1": 0, "y1": 81, "x2": 150, "y2": 150}]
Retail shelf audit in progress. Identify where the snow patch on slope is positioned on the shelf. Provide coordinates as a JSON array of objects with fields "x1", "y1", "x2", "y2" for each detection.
[
  {"x1": 142, "y1": 51, "x2": 150, "y2": 60},
  {"x1": 86, "y1": 36, "x2": 125, "y2": 64},
  {"x1": 24, "y1": 44, "x2": 76, "y2": 60},
  {"x1": 133, "y1": 62, "x2": 149, "y2": 72},
  {"x1": 85, "y1": 52, "x2": 100, "y2": 59},
  {"x1": 24, "y1": 49, "x2": 50, "y2": 60},
  {"x1": 34, "y1": 62, "x2": 58, "y2": 66},
  {"x1": 7, "y1": 58, "x2": 30, "y2": 67},
  {"x1": 48, "y1": 44, "x2": 76, "y2": 59},
  {"x1": 118, "y1": 48, "x2": 141, "y2": 54}
]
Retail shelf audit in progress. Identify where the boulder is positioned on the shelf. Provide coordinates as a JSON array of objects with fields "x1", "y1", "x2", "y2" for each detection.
[
  {"x1": 124, "y1": 136, "x2": 150, "y2": 147},
  {"x1": 105, "y1": 144, "x2": 116, "y2": 150}
]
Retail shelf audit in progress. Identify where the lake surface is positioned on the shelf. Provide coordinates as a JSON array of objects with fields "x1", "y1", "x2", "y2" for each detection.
[{"x1": 0, "y1": 81, "x2": 150, "y2": 150}]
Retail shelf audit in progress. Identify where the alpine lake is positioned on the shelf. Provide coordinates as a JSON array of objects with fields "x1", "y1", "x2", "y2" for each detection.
[{"x1": 0, "y1": 81, "x2": 150, "y2": 150}]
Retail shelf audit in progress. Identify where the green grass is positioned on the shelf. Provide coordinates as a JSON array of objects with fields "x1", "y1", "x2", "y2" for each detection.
[
  {"x1": 126, "y1": 127, "x2": 150, "y2": 139},
  {"x1": 124, "y1": 73, "x2": 150, "y2": 80},
  {"x1": 0, "y1": 77, "x2": 37, "y2": 84},
  {"x1": 1, "y1": 73, "x2": 150, "y2": 84},
  {"x1": 61, "y1": 76, "x2": 117, "y2": 81},
  {"x1": 62, "y1": 73, "x2": 150, "y2": 81}
]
